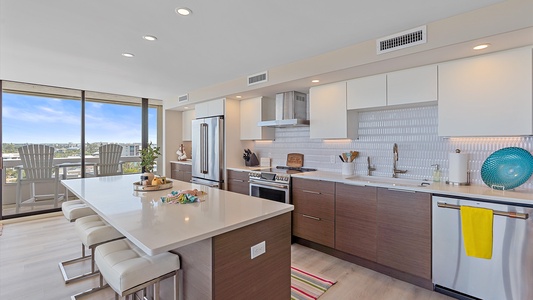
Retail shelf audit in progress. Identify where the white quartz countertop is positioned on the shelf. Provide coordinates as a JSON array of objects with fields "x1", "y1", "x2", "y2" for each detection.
[
  {"x1": 227, "y1": 165, "x2": 271, "y2": 172},
  {"x1": 170, "y1": 159, "x2": 192, "y2": 165},
  {"x1": 292, "y1": 171, "x2": 533, "y2": 206},
  {"x1": 62, "y1": 174, "x2": 293, "y2": 255}
]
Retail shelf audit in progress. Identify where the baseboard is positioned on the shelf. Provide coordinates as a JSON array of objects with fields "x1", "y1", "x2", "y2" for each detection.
[{"x1": 1, "y1": 211, "x2": 63, "y2": 224}]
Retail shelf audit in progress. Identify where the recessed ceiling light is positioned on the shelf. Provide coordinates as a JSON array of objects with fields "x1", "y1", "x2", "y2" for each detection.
[
  {"x1": 311, "y1": 79, "x2": 320, "y2": 83},
  {"x1": 236, "y1": 96, "x2": 242, "y2": 99},
  {"x1": 121, "y1": 53, "x2": 134, "y2": 58},
  {"x1": 176, "y1": 7, "x2": 192, "y2": 16},
  {"x1": 473, "y1": 44, "x2": 490, "y2": 50},
  {"x1": 143, "y1": 35, "x2": 157, "y2": 41},
  {"x1": 184, "y1": 106, "x2": 189, "y2": 109}
]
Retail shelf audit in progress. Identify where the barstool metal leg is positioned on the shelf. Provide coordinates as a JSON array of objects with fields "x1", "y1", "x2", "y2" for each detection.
[
  {"x1": 60, "y1": 237, "x2": 123, "y2": 284},
  {"x1": 58, "y1": 244, "x2": 96, "y2": 284},
  {"x1": 71, "y1": 273, "x2": 109, "y2": 300}
]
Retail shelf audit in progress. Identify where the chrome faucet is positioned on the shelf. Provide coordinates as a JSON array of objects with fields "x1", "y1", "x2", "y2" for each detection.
[
  {"x1": 367, "y1": 156, "x2": 376, "y2": 176},
  {"x1": 393, "y1": 143, "x2": 407, "y2": 178}
]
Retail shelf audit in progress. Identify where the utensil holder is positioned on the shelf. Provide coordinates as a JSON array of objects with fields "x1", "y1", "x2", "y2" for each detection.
[{"x1": 342, "y1": 162, "x2": 354, "y2": 176}]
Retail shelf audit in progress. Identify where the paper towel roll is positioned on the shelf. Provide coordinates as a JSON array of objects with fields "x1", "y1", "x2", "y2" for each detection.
[{"x1": 449, "y1": 152, "x2": 468, "y2": 184}]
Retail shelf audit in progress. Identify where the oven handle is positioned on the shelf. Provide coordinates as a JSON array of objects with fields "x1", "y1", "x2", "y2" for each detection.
[{"x1": 249, "y1": 180, "x2": 289, "y2": 190}]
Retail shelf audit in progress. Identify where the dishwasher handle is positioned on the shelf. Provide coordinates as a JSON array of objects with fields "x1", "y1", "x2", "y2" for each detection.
[{"x1": 437, "y1": 202, "x2": 529, "y2": 220}]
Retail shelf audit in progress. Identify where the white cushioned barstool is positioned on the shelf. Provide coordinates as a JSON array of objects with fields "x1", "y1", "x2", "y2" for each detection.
[
  {"x1": 61, "y1": 200, "x2": 96, "y2": 222},
  {"x1": 73, "y1": 239, "x2": 181, "y2": 300},
  {"x1": 59, "y1": 215, "x2": 124, "y2": 284}
]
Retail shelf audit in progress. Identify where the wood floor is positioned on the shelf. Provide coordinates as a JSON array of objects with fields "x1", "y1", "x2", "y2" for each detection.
[{"x1": 0, "y1": 215, "x2": 452, "y2": 300}]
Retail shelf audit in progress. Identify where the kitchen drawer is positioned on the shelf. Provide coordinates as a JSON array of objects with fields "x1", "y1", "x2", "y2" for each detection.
[
  {"x1": 292, "y1": 189, "x2": 334, "y2": 221},
  {"x1": 176, "y1": 163, "x2": 191, "y2": 172},
  {"x1": 293, "y1": 213, "x2": 334, "y2": 248},
  {"x1": 227, "y1": 170, "x2": 249, "y2": 181},
  {"x1": 227, "y1": 170, "x2": 249, "y2": 195},
  {"x1": 171, "y1": 163, "x2": 192, "y2": 182},
  {"x1": 292, "y1": 177, "x2": 335, "y2": 195}
]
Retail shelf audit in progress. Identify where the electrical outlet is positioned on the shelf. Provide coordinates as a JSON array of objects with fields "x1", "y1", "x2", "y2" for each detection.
[
  {"x1": 330, "y1": 155, "x2": 335, "y2": 164},
  {"x1": 251, "y1": 241, "x2": 266, "y2": 259}
]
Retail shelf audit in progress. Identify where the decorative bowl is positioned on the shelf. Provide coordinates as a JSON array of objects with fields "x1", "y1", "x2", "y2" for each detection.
[
  {"x1": 481, "y1": 147, "x2": 533, "y2": 190},
  {"x1": 133, "y1": 180, "x2": 173, "y2": 191}
]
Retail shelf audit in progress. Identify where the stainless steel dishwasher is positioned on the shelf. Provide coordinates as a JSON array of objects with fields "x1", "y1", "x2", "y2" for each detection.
[{"x1": 432, "y1": 195, "x2": 533, "y2": 300}]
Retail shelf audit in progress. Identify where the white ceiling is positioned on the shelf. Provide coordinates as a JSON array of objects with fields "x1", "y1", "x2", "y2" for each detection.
[{"x1": 0, "y1": 0, "x2": 514, "y2": 103}]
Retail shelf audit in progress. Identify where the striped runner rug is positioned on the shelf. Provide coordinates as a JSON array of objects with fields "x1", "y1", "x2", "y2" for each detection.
[{"x1": 291, "y1": 266, "x2": 336, "y2": 300}]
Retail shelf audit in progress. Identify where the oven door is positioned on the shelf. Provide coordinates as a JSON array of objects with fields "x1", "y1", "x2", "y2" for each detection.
[{"x1": 249, "y1": 180, "x2": 290, "y2": 204}]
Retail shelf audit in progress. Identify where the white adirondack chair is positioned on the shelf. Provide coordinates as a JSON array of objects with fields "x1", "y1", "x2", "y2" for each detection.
[
  {"x1": 96, "y1": 144, "x2": 124, "y2": 176},
  {"x1": 15, "y1": 144, "x2": 62, "y2": 213}
]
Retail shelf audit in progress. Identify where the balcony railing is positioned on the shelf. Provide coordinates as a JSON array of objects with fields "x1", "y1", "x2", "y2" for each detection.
[{"x1": 2, "y1": 156, "x2": 143, "y2": 216}]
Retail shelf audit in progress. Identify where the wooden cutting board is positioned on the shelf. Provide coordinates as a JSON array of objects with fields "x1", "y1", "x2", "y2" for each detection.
[{"x1": 287, "y1": 153, "x2": 304, "y2": 168}]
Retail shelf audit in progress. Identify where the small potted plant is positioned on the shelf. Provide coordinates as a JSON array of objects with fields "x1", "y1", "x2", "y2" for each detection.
[{"x1": 140, "y1": 142, "x2": 161, "y2": 184}]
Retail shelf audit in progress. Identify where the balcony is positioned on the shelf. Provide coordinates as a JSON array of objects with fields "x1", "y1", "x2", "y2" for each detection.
[{"x1": 2, "y1": 156, "x2": 143, "y2": 217}]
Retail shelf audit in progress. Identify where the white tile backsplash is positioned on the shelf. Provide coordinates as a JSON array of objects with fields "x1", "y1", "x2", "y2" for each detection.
[{"x1": 254, "y1": 105, "x2": 533, "y2": 190}]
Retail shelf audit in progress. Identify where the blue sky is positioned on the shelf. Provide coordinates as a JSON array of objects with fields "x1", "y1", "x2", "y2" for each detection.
[{"x1": 2, "y1": 93, "x2": 157, "y2": 144}]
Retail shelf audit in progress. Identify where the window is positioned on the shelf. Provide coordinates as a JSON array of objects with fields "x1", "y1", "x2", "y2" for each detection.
[
  {"x1": 1, "y1": 82, "x2": 162, "y2": 219},
  {"x1": 85, "y1": 100, "x2": 142, "y2": 174}
]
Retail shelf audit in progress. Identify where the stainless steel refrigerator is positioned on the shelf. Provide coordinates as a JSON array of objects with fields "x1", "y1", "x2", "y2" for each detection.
[{"x1": 191, "y1": 116, "x2": 224, "y2": 187}]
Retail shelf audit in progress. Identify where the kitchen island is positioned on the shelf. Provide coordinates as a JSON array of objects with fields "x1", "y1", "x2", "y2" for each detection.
[{"x1": 62, "y1": 174, "x2": 293, "y2": 299}]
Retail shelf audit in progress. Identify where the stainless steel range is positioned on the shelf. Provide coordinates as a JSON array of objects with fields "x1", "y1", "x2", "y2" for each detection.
[{"x1": 249, "y1": 166, "x2": 317, "y2": 204}]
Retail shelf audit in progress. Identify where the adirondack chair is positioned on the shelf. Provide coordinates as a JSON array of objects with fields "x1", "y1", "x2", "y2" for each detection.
[
  {"x1": 15, "y1": 144, "x2": 62, "y2": 213},
  {"x1": 95, "y1": 144, "x2": 124, "y2": 176}
]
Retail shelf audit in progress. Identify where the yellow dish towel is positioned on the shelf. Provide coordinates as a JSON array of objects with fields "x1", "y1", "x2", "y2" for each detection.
[{"x1": 460, "y1": 206, "x2": 494, "y2": 259}]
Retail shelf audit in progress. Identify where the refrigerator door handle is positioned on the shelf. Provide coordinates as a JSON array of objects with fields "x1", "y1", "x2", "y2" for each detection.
[{"x1": 200, "y1": 123, "x2": 209, "y2": 174}]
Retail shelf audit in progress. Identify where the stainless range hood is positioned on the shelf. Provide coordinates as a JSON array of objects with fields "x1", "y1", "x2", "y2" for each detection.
[{"x1": 257, "y1": 91, "x2": 309, "y2": 127}]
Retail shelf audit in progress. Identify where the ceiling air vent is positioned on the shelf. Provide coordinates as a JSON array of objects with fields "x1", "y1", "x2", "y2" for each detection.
[
  {"x1": 247, "y1": 71, "x2": 268, "y2": 86},
  {"x1": 178, "y1": 94, "x2": 189, "y2": 103},
  {"x1": 376, "y1": 25, "x2": 427, "y2": 55}
]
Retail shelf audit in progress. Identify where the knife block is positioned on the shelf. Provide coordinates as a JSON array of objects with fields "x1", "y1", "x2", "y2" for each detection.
[{"x1": 246, "y1": 153, "x2": 260, "y2": 166}]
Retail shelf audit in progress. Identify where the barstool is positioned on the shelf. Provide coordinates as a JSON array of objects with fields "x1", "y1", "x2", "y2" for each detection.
[
  {"x1": 72, "y1": 239, "x2": 182, "y2": 300},
  {"x1": 59, "y1": 215, "x2": 124, "y2": 283},
  {"x1": 61, "y1": 200, "x2": 96, "y2": 222}
]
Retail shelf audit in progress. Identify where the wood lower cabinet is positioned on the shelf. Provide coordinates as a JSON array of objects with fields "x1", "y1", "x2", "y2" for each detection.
[
  {"x1": 227, "y1": 170, "x2": 249, "y2": 195},
  {"x1": 170, "y1": 162, "x2": 192, "y2": 182},
  {"x1": 335, "y1": 184, "x2": 377, "y2": 262},
  {"x1": 291, "y1": 178, "x2": 335, "y2": 248},
  {"x1": 376, "y1": 188, "x2": 431, "y2": 280}
]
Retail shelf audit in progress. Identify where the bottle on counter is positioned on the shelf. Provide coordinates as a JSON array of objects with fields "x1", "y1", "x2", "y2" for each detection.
[{"x1": 431, "y1": 164, "x2": 441, "y2": 182}]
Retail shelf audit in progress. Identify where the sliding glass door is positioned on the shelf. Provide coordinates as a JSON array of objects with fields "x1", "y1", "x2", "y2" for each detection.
[
  {"x1": 1, "y1": 82, "x2": 161, "y2": 219},
  {"x1": 1, "y1": 84, "x2": 81, "y2": 217}
]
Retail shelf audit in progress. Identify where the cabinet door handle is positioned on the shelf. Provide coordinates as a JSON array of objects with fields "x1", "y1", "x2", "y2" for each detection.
[
  {"x1": 302, "y1": 190, "x2": 321, "y2": 195},
  {"x1": 302, "y1": 214, "x2": 321, "y2": 221},
  {"x1": 386, "y1": 188, "x2": 416, "y2": 193},
  {"x1": 231, "y1": 179, "x2": 245, "y2": 182}
]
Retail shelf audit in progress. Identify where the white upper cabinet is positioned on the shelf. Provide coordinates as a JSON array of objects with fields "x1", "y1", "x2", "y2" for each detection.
[
  {"x1": 387, "y1": 65, "x2": 438, "y2": 106},
  {"x1": 310, "y1": 81, "x2": 358, "y2": 139},
  {"x1": 240, "y1": 97, "x2": 275, "y2": 140},
  {"x1": 195, "y1": 98, "x2": 225, "y2": 118},
  {"x1": 347, "y1": 74, "x2": 386, "y2": 110},
  {"x1": 181, "y1": 109, "x2": 195, "y2": 141},
  {"x1": 438, "y1": 47, "x2": 532, "y2": 137},
  {"x1": 347, "y1": 65, "x2": 437, "y2": 110}
]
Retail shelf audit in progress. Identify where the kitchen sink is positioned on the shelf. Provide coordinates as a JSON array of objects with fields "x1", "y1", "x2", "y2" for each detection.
[{"x1": 344, "y1": 176, "x2": 432, "y2": 188}]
